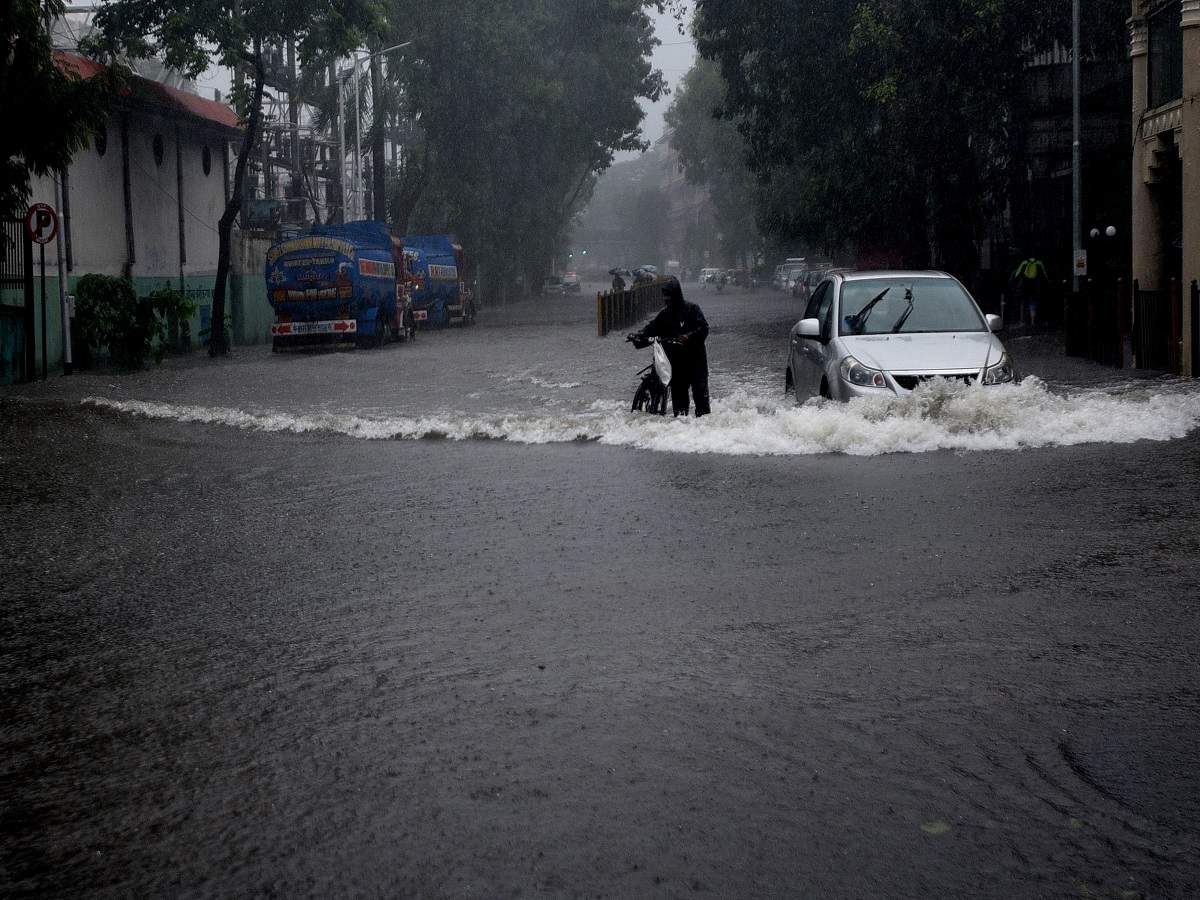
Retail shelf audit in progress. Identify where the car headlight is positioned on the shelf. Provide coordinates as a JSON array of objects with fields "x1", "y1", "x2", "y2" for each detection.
[
  {"x1": 981, "y1": 352, "x2": 1015, "y2": 385},
  {"x1": 840, "y1": 355, "x2": 887, "y2": 388}
]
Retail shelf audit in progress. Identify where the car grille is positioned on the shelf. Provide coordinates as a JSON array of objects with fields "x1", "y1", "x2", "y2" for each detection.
[{"x1": 892, "y1": 373, "x2": 977, "y2": 391}]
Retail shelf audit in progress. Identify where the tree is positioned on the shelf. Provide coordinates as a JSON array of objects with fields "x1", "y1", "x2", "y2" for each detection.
[
  {"x1": 379, "y1": 0, "x2": 666, "y2": 300},
  {"x1": 664, "y1": 59, "x2": 759, "y2": 267},
  {"x1": 691, "y1": 0, "x2": 1129, "y2": 274},
  {"x1": 0, "y1": 0, "x2": 110, "y2": 219},
  {"x1": 87, "y1": 0, "x2": 382, "y2": 354}
]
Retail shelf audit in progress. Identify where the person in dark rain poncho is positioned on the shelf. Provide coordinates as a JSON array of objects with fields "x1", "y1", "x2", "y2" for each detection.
[{"x1": 627, "y1": 276, "x2": 711, "y2": 416}]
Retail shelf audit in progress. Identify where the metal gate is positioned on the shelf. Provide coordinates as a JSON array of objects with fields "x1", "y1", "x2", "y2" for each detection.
[
  {"x1": 1132, "y1": 280, "x2": 1179, "y2": 372},
  {"x1": 0, "y1": 219, "x2": 35, "y2": 384}
]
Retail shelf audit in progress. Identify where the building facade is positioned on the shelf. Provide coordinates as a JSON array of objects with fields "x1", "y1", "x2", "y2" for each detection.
[
  {"x1": 1130, "y1": 0, "x2": 1199, "y2": 373},
  {"x1": 10, "y1": 52, "x2": 276, "y2": 376}
]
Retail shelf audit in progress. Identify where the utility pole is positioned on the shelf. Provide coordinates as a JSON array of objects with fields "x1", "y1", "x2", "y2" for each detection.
[
  {"x1": 334, "y1": 64, "x2": 346, "y2": 223},
  {"x1": 370, "y1": 44, "x2": 386, "y2": 222},
  {"x1": 353, "y1": 58, "x2": 362, "y2": 221},
  {"x1": 1071, "y1": 0, "x2": 1082, "y2": 295},
  {"x1": 287, "y1": 40, "x2": 301, "y2": 217}
]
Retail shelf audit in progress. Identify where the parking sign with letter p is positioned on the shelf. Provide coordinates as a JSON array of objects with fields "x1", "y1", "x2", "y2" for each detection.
[{"x1": 25, "y1": 203, "x2": 58, "y2": 245}]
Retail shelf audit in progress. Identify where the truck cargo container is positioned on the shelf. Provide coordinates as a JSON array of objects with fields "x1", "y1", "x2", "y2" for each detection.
[{"x1": 266, "y1": 221, "x2": 416, "y2": 350}]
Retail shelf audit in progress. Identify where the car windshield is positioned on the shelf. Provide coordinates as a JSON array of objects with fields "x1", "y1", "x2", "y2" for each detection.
[{"x1": 838, "y1": 278, "x2": 985, "y2": 336}]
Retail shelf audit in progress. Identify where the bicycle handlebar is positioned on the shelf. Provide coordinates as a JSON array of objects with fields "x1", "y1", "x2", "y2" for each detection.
[{"x1": 626, "y1": 335, "x2": 680, "y2": 346}]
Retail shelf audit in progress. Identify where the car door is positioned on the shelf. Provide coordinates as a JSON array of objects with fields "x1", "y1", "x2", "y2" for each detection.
[
  {"x1": 791, "y1": 281, "x2": 831, "y2": 401},
  {"x1": 813, "y1": 280, "x2": 838, "y2": 394}
]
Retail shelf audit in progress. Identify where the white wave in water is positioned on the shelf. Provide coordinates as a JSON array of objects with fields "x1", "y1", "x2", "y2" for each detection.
[
  {"x1": 81, "y1": 377, "x2": 1200, "y2": 456},
  {"x1": 500, "y1": 371, "x2": 583, "y2": 390}
]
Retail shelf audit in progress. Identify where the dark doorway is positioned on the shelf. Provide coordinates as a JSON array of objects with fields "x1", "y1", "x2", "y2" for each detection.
[{"x1": 0, "y1": 219, "x2": 34, "y2": 384}]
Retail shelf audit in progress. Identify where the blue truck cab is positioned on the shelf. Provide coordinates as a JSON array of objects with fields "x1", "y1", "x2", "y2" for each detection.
[
  {"x1": 403, "y1": 234, "x2": 475, "y2": 327},
  {"x1": 266, "y1": 221, "x2": 411, "y2": 348}
]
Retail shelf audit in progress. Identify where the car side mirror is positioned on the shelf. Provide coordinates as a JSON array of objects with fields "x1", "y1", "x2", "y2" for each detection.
[
  {"x1": 986, "y1": 314, "x2": 1003, "y2": 333},
  {"x1": 796, "y1": 318, "x2": 821, "y2": 339}
]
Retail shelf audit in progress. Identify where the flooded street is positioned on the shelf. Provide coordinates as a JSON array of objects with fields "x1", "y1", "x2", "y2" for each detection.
[{"x1": 4, "y1": 287, "x2": 1200, "y2": 898}]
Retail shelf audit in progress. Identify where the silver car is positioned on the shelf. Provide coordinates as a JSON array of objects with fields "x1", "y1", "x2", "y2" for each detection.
[{"x1": 785, "y1": 271, "x2": 1016, "y2": 401}]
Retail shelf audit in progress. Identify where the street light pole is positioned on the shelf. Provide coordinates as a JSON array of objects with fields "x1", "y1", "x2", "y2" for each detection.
[
  {"x1": 337, "y1": 67, "x2": 347, "y2": 223},
  {"x1": 1071, "y1": 0, "x2": 1082, "y2": 295},
  {"x1": 348, "y1": 42, "x2": 412, "y2": 222},
  {"x1": 353, "y1": 59, "x2": 362, "y2": 221}
]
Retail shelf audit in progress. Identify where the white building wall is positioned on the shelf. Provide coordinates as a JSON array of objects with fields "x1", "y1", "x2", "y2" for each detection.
[
  {"x1": 23, "y1": 105, "x2": 237, "y2": 374},
  {"x1": 29, "y1": 110, "x2": 231, "y2": 282},
  {"x1": 128, "y1": 113, "x2": 180, "y2": 280},
  {"x1": 180, "y1": 135, "x2": 226, "y2": 278},
  {"x1": 64, "y1": 118, "x2": 127, "y2": 275}
]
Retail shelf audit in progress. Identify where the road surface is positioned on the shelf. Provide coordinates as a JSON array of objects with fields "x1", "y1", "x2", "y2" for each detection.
[{"x1": 3, "y1": 285, "x2": 1199, "y2": 898}]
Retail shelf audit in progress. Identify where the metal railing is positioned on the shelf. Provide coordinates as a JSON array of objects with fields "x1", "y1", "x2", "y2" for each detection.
[
  {"x1": 595, "y1": 280, "x2": 659, "y2": 337},
  {"x1": 1065, "y1": 277, "x2": 1126, "y2": 368},
  {"x1": 1192, "y1": 280, "x2": 1199, "y2": 377},
  {"x1": 1131, "y1": 278, "x2": 1182, "y2": 373},
  {"x1": 0, "y1": 219, "x2": 34, "y2": 382}
]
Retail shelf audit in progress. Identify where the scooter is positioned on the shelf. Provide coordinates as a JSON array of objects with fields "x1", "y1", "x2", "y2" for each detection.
[{"x1": 625, "y1": 335, "x2": 677, "y2": 415}]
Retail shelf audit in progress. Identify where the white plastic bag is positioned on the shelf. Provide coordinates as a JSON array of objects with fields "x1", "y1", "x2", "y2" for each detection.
[{"x1": 652, "y1": 340, "x2": 673, "y2": 386}]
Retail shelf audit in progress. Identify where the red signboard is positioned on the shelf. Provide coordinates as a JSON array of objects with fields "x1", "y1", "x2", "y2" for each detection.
[{"x1": 25, "y1": 203, "x2": 58, "y2": 245}]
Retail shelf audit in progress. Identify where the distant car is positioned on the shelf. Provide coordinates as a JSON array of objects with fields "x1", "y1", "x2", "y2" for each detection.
[
  {"x1": 793, "y1": 268, "x2": 828, "y2": 302},
  {"x1": 785, "y1": 270, "x2": 1015, "y2": 402},
  {"x1": 543, "y1": 274, "x2": 563, "y2": 295},
  {"x1": 561, "y1": 272, "x2": 581, "y2": 294},
  {"x1": 776, "y1": 263, "x2": 805, "y2": 292},
  {"x1": 632, "y1": 266, "x2": 658, "y2": 285}
]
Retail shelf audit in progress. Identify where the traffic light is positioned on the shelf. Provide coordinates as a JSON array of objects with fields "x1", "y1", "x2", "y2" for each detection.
[{"x1": 581, "y1": 248, "x2": 588, "y2": 256}]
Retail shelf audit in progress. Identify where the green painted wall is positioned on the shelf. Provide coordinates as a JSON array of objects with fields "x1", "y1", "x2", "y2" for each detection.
[
  {"x1": 0, "y1": 265, "x2": 275, "y2": 380},
  {"x1": 230, "y1": 270, "x2": 273, "y2": 346}
]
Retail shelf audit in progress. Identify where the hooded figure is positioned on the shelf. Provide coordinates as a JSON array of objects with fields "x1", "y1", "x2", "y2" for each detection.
[{"x1": 629, "y1": 276, "x2": 711, "y2": 416}]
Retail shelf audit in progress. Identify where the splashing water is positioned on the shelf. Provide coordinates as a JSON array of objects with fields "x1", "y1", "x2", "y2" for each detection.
[{"x1": 81, "y1": 376, "x2": 1200, "y2": 457}]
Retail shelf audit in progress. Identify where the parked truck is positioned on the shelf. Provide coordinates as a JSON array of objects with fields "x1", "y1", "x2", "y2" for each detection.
[
  {"x1": 403, "y1": 234, "x2": 476, "y2": 327},
  {"x1": 266, "y1": 221, "x2": 416, "y2": 350}
]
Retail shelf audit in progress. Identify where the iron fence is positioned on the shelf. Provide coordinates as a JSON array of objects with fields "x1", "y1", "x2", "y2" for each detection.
[
  {"x1": 1192, "y1": 281, "x2": 1199, "y2": 377},
  {"x1": 1065, "y1": 278, "x2": 1126, "y2": 368},
  {"x1": 596, "y1": 280, "x2": 659, "y2": 337},
  {"x1": 0, "y1": 219, "x2": 34, "y2": 383},
  {"x1": 1132, "y1": 279, "x2": 1181, "y2": 373}
]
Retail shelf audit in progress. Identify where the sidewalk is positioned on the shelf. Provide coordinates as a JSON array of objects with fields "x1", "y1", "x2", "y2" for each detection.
[{"x1": 1005, "y1": 326, "x2": 1173, "y2": 388}]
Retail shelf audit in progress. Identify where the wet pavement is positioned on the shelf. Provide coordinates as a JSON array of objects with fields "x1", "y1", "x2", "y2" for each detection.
[{"x1": 3, "y1": 285, "x2": 1199, "y2": 898}]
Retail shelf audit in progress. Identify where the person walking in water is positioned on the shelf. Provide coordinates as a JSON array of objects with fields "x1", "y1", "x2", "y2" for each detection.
[
  {"x1": 627, "y1": 276, "x2": 711, "y2": 417},
  {"x1": 1011, "y1": 255, "x2": 1048, "y2": 326}
]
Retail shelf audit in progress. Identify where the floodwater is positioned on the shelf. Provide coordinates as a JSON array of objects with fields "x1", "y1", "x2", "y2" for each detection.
[
  {"x1": 14, "y1": 284, "x2": 1200, "y2": 457},
  {"x1": 3, "y1": 286, "x2": 1199, "y2": 898}
]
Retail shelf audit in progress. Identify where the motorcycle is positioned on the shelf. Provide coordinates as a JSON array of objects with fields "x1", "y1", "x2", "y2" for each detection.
[{"x1": 625, "y1": 334, "x2": 677, "y2": 415}]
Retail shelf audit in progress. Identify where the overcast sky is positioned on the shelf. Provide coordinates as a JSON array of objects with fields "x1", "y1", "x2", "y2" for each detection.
[
  {"x1": 618, "y1": 9, "x2": 698, "y2": 161},
  {"x1": 186, "y1": 8, "x2": 697, "y2": 163}
]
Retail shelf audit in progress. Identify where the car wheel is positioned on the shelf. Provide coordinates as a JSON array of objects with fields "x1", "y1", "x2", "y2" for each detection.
[
  {"x1": 785, "y1": 366, "x2": 794, "y2": 394},
  {"x1": 819, "y1": 378, "x2": 831, "y2": 400}
]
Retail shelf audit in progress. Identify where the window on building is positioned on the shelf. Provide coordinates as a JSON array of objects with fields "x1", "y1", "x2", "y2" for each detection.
[
  {"x1": 1148, "y1": 0, "x2": 1183, "y2": 109},
  {"x1": 153, "y1": 134, "x2": 165, "y2": 166},
  {"x1": 202, "y1": 146, "x2": 212, "y2": 176},
  {"x1": 94, "y1": 126, "x2": 107, "y2": 157}
]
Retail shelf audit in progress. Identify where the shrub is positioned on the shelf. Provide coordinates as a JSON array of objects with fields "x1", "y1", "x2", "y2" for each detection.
[{"x1": 74, "y1": 275, "x2": 197, "y2": 369}]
